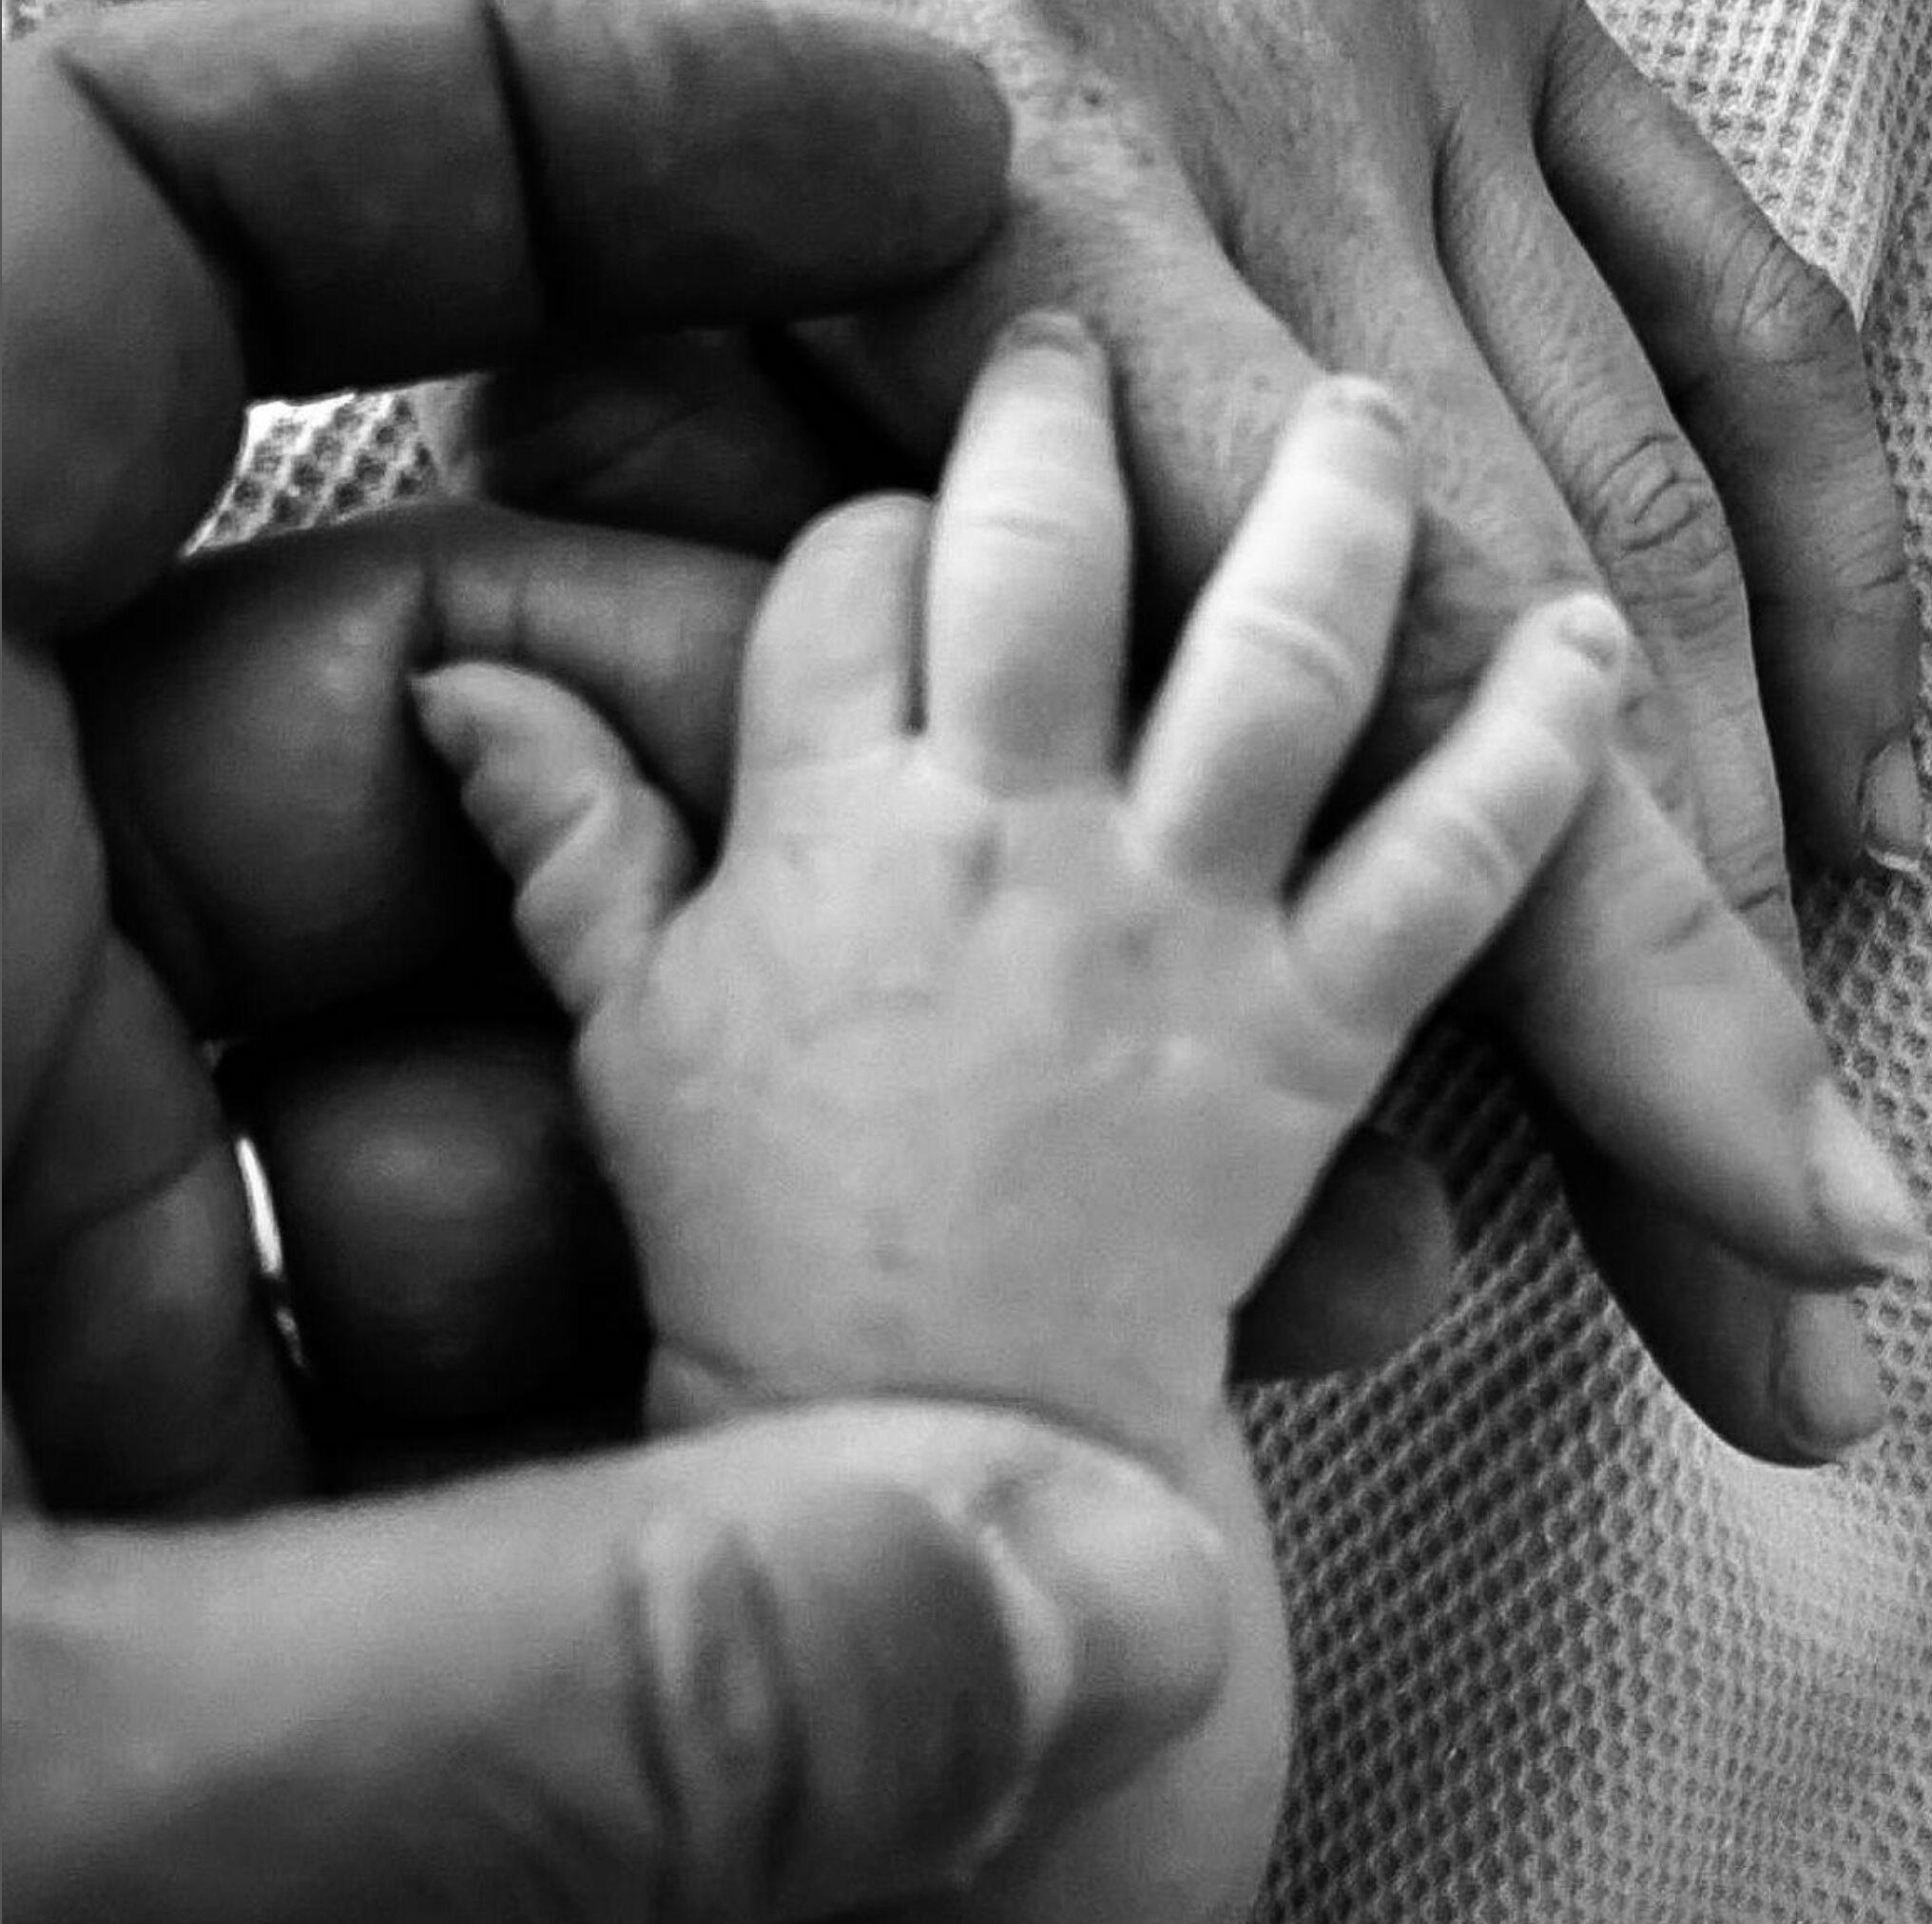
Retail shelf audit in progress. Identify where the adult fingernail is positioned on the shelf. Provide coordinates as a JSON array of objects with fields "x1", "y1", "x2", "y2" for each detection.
[
  {"x1": 1804, "y1": 1086, "x2": 1931, "y2": 1285},
  {"x1": 1858, "y1": 735, "x2": 1922, "y2": 875},
  {"x1": 1769, "y1": 1292, "x2": 1886, "y2": 1463},
  {"x1": 957, "y1": 1455, "x2": 1230, "y2": 1865}
]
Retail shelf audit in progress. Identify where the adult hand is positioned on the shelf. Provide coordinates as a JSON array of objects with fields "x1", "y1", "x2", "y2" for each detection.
[
  {"x1": 438, "y1": 0, "x2": 1930, "y2": 1460},
  {"x1": 5, "y1": 1400, "x2": 1229, "y2": 1924},
  {"x1": 3, "y1": 4, "x2": 1230, "y2": 1918}
]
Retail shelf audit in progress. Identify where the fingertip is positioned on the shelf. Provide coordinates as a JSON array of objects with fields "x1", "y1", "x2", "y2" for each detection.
[
  {"x1": 1534, "y1": 589, "x2": 1632, "y2": 678},
  {"x1": 410, "y1": 662, "x2": 597, "y2": 873},
  {"x1": 1273, "y1": 374, "x2": 1417, "y2": 506},
  {"x1": 986, "y1": 306, "x2": 1107, "y2": 369},
  {"x1": 1297, "y1": 373, "x2": 1413, "y2": 448},
  {"x1": 960, "y1": 1447, "x2": 1232, "y2": 1856},
  {"x1": 923, "y1": 304, "x2": 1130, "y2": 789},
  {"x1": 407, "y1": 660, "x2": 525, "y2": 779},
  {"x1": 407, "y1": 664, "x2": 471, "y2": 765},
  {"x1": 955, "y1": 307, "x2": 1117, "y2": 472},
  {"x1": 1486, "y1": 590, "x2": 1632, "y2": 757},
  {"x1": 413, "y1": 659, "x2": 619, "y2": 803},
  {"x1": 737, "y1": 491, "x2": 924, "y2": 772},
  {"x1": 406, "y1": 660, "x2": 686, "y2": 1018}
]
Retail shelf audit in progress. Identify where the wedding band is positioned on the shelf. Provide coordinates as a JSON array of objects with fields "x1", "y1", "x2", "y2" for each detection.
[{"x1": 234, "y1": 1131, "x2": 311, "y2": 1377}]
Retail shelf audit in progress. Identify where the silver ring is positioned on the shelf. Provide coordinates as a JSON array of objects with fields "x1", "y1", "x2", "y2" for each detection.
[{"x1": 233, "y1": 1132, "x2": 311, "y2": 1378}]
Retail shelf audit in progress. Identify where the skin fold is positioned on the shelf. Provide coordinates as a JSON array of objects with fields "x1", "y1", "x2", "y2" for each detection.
[{"x1": 417, "y1": 327, "x2": 1631, "y2": 1921}]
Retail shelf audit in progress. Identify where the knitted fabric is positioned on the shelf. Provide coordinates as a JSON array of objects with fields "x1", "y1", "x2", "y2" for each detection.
[{"x1": 8, "y1": 1, "x2": 1927, "y2": 1918}]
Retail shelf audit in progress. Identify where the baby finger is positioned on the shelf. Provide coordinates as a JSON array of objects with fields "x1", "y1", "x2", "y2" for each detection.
[{"x1": 1278, "y1": 592, "x2": 1630, "y2": 1062}]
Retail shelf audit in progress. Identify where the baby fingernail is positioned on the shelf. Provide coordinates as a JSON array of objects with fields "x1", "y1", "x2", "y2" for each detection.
[
  {"x1": 1293, "y1": 377, "x2": 1413, "y2": 499},
  {"x1": 1545, "y1": 592, "x2": 1632, "y2": 677},
  {"x1": 995, "y1": 308, "x2": 1102, "y2": 361},
  {"x1": 1858, "y1": 735, "x2": 1922, "y2": 875},
  {"x1": 1804, "y1": 1086, "x2": 1931, "y2": 1286},
  {"x1": 1310, "y1": 375, "x2": 1410, "y2": 442},
  {"x1": 959, "y1": 1455, "x2": 1230, "y2": 1866},
  {"x1": 1769, "y1": 1291, "x2": 1886, "y2": 1463}
]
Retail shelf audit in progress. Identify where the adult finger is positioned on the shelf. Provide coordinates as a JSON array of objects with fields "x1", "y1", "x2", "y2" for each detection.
[
  {"x1": 1540, "y1": 5, "x2": 1921, "y2": 873},
  {"x1": 78, "y1": 503, "x2": 766, "y2": 1038},
  {"x1": 1479, "y1": 761, "x2": 1929, "y2": 1294},
  {"x1": 219, "y1": 1016, "x2": 646, "y2": 1442},
  {"x1": 3, "y1": 1401, "x2": 1230, "y2": 1924},
  {"x1": 1132, "y1": 375, "x2": 1418, "y2": 896},
  {"x1": 3, "y1": 931, "x2": 309, "y2": 1519},
  {"x1": 419, "y1": 327, "x2": 910, "y2": 558},
  {"x1": 1228, "y1": 1130, "x2": 1456, "y2": 1380},
  {"x1": 922, "y1": 310, "x2": 1132, "y2": 792},
  {"x1": 1556, "y1": 1139, "x2": 1886, "y2": 1464},
  {"x1": 2, "y1": 0, "x2": 1010, "y2": 640},
  {"x1": 1431, "y1": 144, "x2": 1798, "y2": 950}
]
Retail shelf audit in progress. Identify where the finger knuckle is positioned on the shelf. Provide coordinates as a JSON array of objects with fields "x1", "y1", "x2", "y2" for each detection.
[
  {"x1": 615, "y1": 1512, "x2": 802, "y2": 1921},
  {"x1": 1817, "y1": 528, "x2": 1917, "y2": 663},
  {"x1": 1702, "y1": 828, "x2": 1798, "y2": 951},
  {"x1": 947, "y1": 480, "x2": 1125, "y2": 566},
  {"x1": 1291, "y1": 807, "x2": 1531, "y2": 1055},
  {"x1": 1394, "y1": 798, "x2": 1534, "y2": 915},
  {"x1": 1213, "y1": 595, "x2": 1378, "y2": 721},
  {"x1": 1713, "y1": 225, "x2": 1858, "y2": 373},
  {"x1": 1582, "y1": 424, "x2": 1736, "y2": 595}
]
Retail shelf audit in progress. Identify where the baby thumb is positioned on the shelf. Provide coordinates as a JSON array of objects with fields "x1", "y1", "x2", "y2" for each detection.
[{"x1": 3, "y1": 1399, "x2": 1230, "y2": 1924}]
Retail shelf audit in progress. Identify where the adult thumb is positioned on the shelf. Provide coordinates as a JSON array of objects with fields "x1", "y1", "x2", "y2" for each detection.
[{"x1": 3, "y1": 1399, "x2": 1231, "y2": 1924}]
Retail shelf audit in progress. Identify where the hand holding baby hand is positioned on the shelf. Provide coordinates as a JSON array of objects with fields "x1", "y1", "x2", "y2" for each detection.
[
  {"x1": 418, "y1": 316, "x2": 1628, "y2": 1920},
  {"x1": 422, "y1": 323, "x2": 1625, "y2": 1450},
  {"x1": 6, "y1": 10, "x2": 1235, "y2": 1920}
]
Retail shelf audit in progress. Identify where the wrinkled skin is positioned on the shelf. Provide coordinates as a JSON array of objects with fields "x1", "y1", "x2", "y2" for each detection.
[
  {"x1": 439, "y1": 0, "x2": 1928, "y2": 1462},
  {"x1": 420, "y1": 332, "x2": 1630, "y2": 1921}
]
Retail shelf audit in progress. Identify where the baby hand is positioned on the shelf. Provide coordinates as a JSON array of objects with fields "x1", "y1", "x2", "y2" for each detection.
[{"x1": 415, "y1": 314, "x2": 1627, "y2": 1921}]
